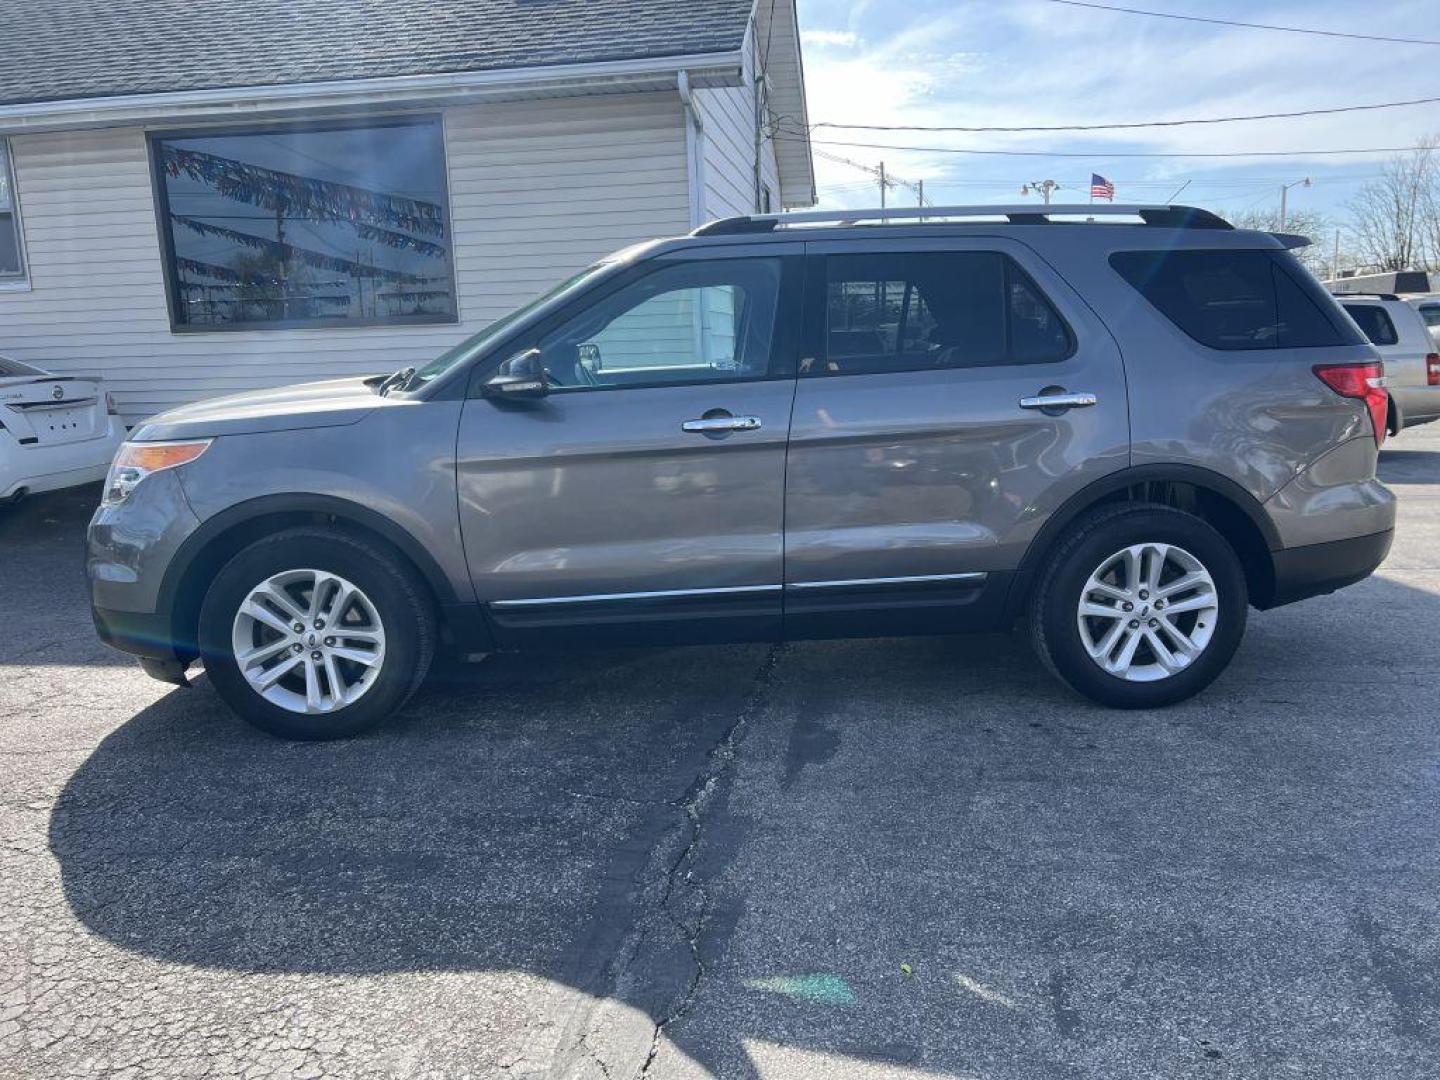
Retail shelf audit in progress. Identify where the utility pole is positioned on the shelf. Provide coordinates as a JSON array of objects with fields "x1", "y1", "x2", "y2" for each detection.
[
  {"x1": 917, "y1": 179, "x2": 924, "y2": 208},
  {"x1": 879, "y1": 161, "x2": 886, "y2": 209},
  {"x1": 1332, "y1": 227, "x2": 1341, "y2": 281},
  {"x1": 1280, "y1": 177, "x2": 1311, "y2": 230},
  {"x1": 1021, "y1": 180, "x2": 1059, "y2": 205}
]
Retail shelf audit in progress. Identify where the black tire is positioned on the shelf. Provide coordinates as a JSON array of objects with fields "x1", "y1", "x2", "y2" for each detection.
[
  {"x1": 1028, "y1": 503, "x2": 1248, "y2": 709},
  {"x1": 198, "y1": 527, "x2": 435, "y2": 739}
]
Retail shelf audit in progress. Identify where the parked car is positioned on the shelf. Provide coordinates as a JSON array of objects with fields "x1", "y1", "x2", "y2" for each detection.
[
  {"x1": 1337, "y1": 295, "x2": 1440, "y2": 432},
  {"x1": 88, "y1": 204, "x2": 1396, "y2": 739},
  {"x1": 1409, "y1": 295, "x2": 1440, "y2": 347},
  {"x1": 1, "y1": 354, "x2": 126, "y2": 503}
]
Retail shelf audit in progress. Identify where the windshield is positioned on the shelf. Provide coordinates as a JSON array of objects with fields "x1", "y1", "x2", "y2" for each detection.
[
  {"x1": 410, "y1": 263, "x2": 614, "y2": 385},
  {"x1": 0, "y1": 354, "x2": 46, "y2": 378}
]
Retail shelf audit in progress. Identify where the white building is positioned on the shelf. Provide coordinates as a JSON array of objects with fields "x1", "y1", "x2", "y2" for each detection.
[{"x1": 0, "y1": 0, "x2": 814, "y2": 422}]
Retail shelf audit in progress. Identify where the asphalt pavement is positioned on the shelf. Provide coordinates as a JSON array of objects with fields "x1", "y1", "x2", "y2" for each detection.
[{"x1": 2, "y1": 424, "x2": 1439, "y2": 1079}]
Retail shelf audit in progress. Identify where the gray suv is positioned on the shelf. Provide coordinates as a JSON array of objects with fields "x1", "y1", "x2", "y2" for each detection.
[{"x1": 88, "y1": 204, "x2": 1397, "y2": 739}]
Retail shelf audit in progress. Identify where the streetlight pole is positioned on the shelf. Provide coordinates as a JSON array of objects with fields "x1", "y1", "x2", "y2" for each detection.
[{"x1": 1279, "y1": 177, "x2": 1311, "y2": 230}]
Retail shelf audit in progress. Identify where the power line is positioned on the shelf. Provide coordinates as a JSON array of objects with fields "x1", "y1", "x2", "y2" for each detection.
[
  {"x1": 799, "y1": 136, "x2": 1436, "y2": 159},
  {"x1": 1043, "y1": 0, "x2": 1440, "y2": 46},
  {"x1": 789, "y1": 95, "x2": 1440, "y2": 135}
]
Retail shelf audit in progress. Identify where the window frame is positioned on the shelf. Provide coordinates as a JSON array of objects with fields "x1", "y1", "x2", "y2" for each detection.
[
  {"x1": 800, "y1": 247, "x2": 1076, "y2": 378},
  {"x1": 146, "y1": 114, "x2": 460, "y2": 334},
  {"x1": 0, "y1": 137, "x2": 29, "y2": 290},
  {"x1": 466, "y1": 248, "x2": 805, "y2": 398}
]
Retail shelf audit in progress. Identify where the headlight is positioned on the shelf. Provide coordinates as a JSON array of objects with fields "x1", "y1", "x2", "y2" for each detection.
[{"x1": 102, "y1": 440, "x2": 211, "y2": 506}]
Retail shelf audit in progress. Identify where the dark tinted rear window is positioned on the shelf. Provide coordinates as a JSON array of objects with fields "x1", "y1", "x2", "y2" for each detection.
[
  {"x1": 1342, "y1": 304, "x2": 1398, "y2": 346},
  {"x1": 1110, "y1": 250, "x2": 1363, "y2": 350}
]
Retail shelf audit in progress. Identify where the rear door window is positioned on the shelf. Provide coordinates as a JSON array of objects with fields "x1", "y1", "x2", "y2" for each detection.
[
  {"x1": 1110, "y1": 250, "x2": 1364, "y2": 350},
  {"x1": 810, "y1": 251, "x2": 1071, "y2": 376},
  {"x1": 1342, "y1": 304, "x2": 1398, "y2": 346}
]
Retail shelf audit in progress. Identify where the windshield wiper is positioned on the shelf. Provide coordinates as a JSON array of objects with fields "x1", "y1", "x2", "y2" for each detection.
[{"x1": 376, "y1": 366, "x2": 417, "y2": 397}]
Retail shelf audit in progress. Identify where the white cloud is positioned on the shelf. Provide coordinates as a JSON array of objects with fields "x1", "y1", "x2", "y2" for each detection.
[
  {"x1": 801, "y1": 29, "x2": 860, "y2": 48},
  {"x1": 794, "y1": 0, "x2": 1440, "y2": 217}
]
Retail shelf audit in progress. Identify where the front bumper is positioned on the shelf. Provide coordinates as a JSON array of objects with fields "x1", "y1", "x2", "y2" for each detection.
[
  {"x1": 1266, "y1": 528, "x2": 1394, "y2": 608},
  {"x1": 91, "y1": 604, "x2": 184, "y2": 661}
]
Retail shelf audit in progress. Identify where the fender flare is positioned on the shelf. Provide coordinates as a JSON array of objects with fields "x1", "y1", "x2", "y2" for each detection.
[
  {"x1": 1005, "y1": 463, "x2": 1280, "y2": 617},
  {"x1": 157, "y1": 493, "x2": 463, "y2": 637}
]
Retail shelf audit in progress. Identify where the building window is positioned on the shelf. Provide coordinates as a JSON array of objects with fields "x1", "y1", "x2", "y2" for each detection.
[
  {"x1": 150, "y1": 117, "x2": 457, "y2": 330},
  {"x1": 0, "y1": 139, "x2": 27, "y2": 285}
]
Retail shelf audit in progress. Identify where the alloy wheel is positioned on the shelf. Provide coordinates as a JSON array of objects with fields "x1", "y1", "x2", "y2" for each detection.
[
  {"x1": 1075, "y1": 542, "x2": 1218, "y2": 683},
  {"x1": 230, "y1": 568, "x2": 387, "y2": 714}
]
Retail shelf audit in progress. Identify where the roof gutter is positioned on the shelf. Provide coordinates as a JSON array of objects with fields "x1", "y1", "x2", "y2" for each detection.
[{"x1": 0, "y1": 50, "x2": 745, "y2": 135}]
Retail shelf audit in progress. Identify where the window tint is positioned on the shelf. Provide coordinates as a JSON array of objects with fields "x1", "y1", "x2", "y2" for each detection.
[
  {"x1": 536, "y1": 258, "x2": 781, "y2": 390},
  {"x1": 152, "y1": 118, "x2": 456, "y2": 330},
  {"x1": 810, "y1": 251, "x2": 1069, "y2": 376},
  {"x1": 1110, "y1": 250, "x2": 1363, "y2": 350},
  {"x1": 0, "y1": 140, "x2": 25, "y2": 282},
  {"x1": 1342, "y1": 304, "x2": 1398, "y2": 346},
  {"x1": 1419, "y1": 305, "x2": 1440, "y2": 329}
]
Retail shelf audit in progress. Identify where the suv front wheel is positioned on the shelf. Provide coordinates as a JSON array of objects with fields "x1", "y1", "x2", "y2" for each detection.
[
  {"x1": 198, "y1": 527, "x2": 435, "y2": 739},
  {"x1": 1029, "y1": 504, "x2": 1248, "y2": 709}
]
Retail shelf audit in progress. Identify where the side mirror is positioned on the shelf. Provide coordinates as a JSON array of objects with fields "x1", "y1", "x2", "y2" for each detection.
[
  {"x1": 482, "y1": 349, "x2": 549, "y2": 401},
  {"x1": 578, "y1": 343, "x2": 602, "y2": 373}
]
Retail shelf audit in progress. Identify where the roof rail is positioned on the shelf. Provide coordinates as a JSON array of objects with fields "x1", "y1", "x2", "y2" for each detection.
[
  {"x1": 691, "y1": 203, "x2": 1233, "y2": 236},
  {"x1": 1329, "y1": 291, "x2": 1401, "y2": 301}
]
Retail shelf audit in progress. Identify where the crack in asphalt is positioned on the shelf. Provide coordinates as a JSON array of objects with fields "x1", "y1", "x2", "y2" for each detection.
[{"x1": 635, "y1": 643, "x2": 783, "y2": 1078}]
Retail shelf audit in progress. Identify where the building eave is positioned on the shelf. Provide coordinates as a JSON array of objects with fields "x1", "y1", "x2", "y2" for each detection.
[{"x1": 0, "y1": 50, "x2": 745, "y2": 135}]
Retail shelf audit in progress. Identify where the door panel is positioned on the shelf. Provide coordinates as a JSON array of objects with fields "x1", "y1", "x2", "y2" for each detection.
[
  {"x1": 784, "y1": 239, "x2": 1130, "y2": 607},
  {"x1": 455, "y1": 252, "x2": 800, "y2": 646}
]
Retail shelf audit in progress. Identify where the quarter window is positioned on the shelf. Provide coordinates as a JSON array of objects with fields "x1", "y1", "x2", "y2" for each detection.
[
  {"x1": 1342, "y1": 304, "x2": 1398, "y2": 346},
  {"x1": 1110, "y1": 250, "x2": 1362, "y2": 350},
  {"x1": 0, "y1": 139, "x2": 26, "y2": 284},
  {"x1": 535, "y1": 258, "x2": 782, "y2": 390},
  {"x1": 810, "y1": 252, "x2": 1071, "y2": 376},
  {"x1": 151, "y1": 118, "x2": 456, "y2": 330}
]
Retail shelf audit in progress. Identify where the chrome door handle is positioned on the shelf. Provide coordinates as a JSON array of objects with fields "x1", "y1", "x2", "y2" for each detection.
[
  {"x1": 1019, "y1": 392, "x2": 1097, "y2": 411},
  {"x1": 681, "y1": 415, "x2": 762, "y2": 433}
]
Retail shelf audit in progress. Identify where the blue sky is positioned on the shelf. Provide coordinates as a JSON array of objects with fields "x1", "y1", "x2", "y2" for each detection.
[{"x1": 793, "y1": 0, "x2": 1438, "y2": 224}]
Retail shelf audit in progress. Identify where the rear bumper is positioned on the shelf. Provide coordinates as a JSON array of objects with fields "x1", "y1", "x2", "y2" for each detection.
[
  {"x1": 1265, "y1": 528, "x2": 1394, "y2": 609},
  {"x1": 1390, "y1": 386, "x2": 1440, "y2": 431}
]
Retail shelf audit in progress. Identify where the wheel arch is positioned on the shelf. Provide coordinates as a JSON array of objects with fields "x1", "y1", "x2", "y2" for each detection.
[
  {"x1": 1005, "y1": 464, "x2": 1280, "y2": 621},
  {"x1": 158, "y1": 494, "x2": 465, "y2": 660}
]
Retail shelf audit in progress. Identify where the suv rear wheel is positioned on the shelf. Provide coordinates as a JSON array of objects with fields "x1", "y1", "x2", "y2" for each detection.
[
  {"x1": 198, "y1": 527, "x2": 435, "y2": 739},
  {"x1": 1029, "y1": 504, "x2": 1248, "y2": 708}
]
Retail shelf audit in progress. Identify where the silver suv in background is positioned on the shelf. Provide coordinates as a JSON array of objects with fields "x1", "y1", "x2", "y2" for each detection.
[
  {"x1": 88, "y1": 204, "x2": 1396, "y2": 739},
  {"x1": 1337, "y1": 294, "x2": 1440, "y2": 432}
]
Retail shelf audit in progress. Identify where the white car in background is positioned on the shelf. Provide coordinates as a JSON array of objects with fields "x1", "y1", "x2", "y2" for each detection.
[
  {"x1": 1337, "y1": 296, "x2": 1440, "y2": 433},
  {"x1": 0, "y1": 354, "x2": 126, "y2": 502}
]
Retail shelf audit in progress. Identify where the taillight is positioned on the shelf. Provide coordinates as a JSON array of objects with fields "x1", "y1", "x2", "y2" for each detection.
[
  {"x1": 1427, "y1": 353, "x2": 1440, "y2": 387},
  {"x1": 1314, "y1": 361, "x2": 1388, "y2": 447}
]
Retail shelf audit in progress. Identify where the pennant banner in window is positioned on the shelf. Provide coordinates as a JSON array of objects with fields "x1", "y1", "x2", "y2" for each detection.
[{"x1": 160, "y1": 145, "x2": 446, "y2": 239}]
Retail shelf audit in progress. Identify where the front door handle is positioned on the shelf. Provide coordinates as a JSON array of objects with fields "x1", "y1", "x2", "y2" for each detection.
[
  {"x1": 682, "y1": 415, "x2": 763, "y2": 433},
  {"x1": 1019, "y1": 391, "x2": 1097, "y2": 412}
]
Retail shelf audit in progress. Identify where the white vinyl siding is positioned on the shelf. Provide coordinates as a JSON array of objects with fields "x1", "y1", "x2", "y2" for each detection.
[
  {"x1": 693, "y1": 36, "x2": 782, "y2": 221},
  {"x1": 0, "y1": 91, "x2": 690, "y2": 422}
]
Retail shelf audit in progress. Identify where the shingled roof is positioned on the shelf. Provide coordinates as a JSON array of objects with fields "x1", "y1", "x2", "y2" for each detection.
[{"x1": 0, "y1": 0, "x2": 758, "y2": 108}]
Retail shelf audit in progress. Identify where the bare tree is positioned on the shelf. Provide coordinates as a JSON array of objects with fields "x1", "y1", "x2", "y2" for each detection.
[
  {"x1": 1345, "y1": 136, "x2": 1439, "y2": 273},
  {"x1": 1230, "y1": 207, "x2": 1333, "y2": 275}
]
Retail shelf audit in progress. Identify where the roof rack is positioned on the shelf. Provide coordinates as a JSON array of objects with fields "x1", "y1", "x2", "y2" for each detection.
[
  {"x1": 1328, "y1": 291, "x2": 1402, "y2": 301},
  {"x1": 691, "y1": 203, "x2": 1232, "y2": 236}
]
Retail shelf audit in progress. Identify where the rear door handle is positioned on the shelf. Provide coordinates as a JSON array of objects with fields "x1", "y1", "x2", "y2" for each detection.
[
  {"x1": 1019, "y1": 392, "x2": 1097, "y2": 411},
  {"x1": 682, "y1": 415, "x2": 762, "y2": 433}
]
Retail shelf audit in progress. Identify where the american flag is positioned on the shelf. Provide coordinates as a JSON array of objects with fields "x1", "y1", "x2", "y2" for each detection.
[{"x1": 1090, "y1": 173, "x2": 1115, "y2": 201}]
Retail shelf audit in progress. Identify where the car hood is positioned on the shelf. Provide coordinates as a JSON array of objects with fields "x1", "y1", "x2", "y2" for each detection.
[{"x1": 129, "y1": 377, "x2": 386, "y2": 441}]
